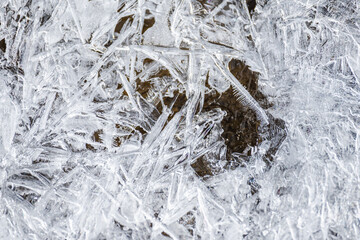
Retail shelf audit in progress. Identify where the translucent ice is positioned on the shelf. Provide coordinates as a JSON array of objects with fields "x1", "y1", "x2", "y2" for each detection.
[{"x1": 0, "y1": 0, "x2": 359, "y2": 239}]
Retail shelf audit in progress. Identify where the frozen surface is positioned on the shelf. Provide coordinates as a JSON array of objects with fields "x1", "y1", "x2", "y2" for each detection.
[{"x1": 0, "y1": 0, "x2": 360, "y2": 239}]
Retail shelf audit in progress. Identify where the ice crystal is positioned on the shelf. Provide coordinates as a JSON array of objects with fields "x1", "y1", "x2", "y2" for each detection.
[{"x1": 0, "y1": 0, "x2": 359, "y2": 239}]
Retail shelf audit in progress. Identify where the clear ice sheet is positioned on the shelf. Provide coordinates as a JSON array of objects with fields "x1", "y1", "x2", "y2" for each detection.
[{"x1": 0, "y1": 0, "x2": 359, "y2": 239}]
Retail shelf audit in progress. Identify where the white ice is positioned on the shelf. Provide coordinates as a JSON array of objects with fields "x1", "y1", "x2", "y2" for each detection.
[{"x1": 0, "y1": 0, "x2": 359, "y2": 239}]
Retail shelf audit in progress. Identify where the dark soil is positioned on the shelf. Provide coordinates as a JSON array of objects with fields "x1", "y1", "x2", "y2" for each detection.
[
  {"x1": 0, "y1": 38, "x2": 6, "y2": 52},
  {"x1": 191, "y1": 59, "x2": 287, "y2": 177}
]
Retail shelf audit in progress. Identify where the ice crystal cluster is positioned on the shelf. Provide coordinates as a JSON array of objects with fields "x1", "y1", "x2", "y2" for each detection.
[{"x1": 0, "y1": 0, "x2": 360, "y2": 239}]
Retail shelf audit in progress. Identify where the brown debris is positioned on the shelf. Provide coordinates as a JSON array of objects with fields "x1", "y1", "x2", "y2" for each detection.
[
  {"x1": 92, "y1": 129, "x2": 103, "y2": 143},
  {"x1": 191, "y1": 59, "x2": 286, "y2": 177},
  {"x1": 203, "y1": 85, "x2": 260, "y2": 157},
  {"x1": 191, "y1": 156, "x2": 215, "y2": 177},
  {"x1": 114, "y1": 15, "x2": 134, "y2": 34},
  {"x1": 246, "y1": 0, "x2": 257, "y2": 16},
  {"x1": 142, "y1": 10, "x2": 155, "y2": 34},
  {"x1": 0, "y1": 38, "x2": 6, "y2": 52}
]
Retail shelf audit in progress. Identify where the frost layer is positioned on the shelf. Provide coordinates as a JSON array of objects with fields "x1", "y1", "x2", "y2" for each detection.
[{"x1": 0, "y1": 0, "x2": 360, "y2": 239}]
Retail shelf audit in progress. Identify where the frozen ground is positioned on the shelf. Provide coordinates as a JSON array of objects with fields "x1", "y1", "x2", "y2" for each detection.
[{"x1": 0, "y1": 0, "x2": 360, "y2": 239}]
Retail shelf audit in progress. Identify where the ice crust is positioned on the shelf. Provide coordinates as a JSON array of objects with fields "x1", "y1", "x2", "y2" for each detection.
[{"x1": 0, "y1": 0, "x2": 360, "y2": 239}]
